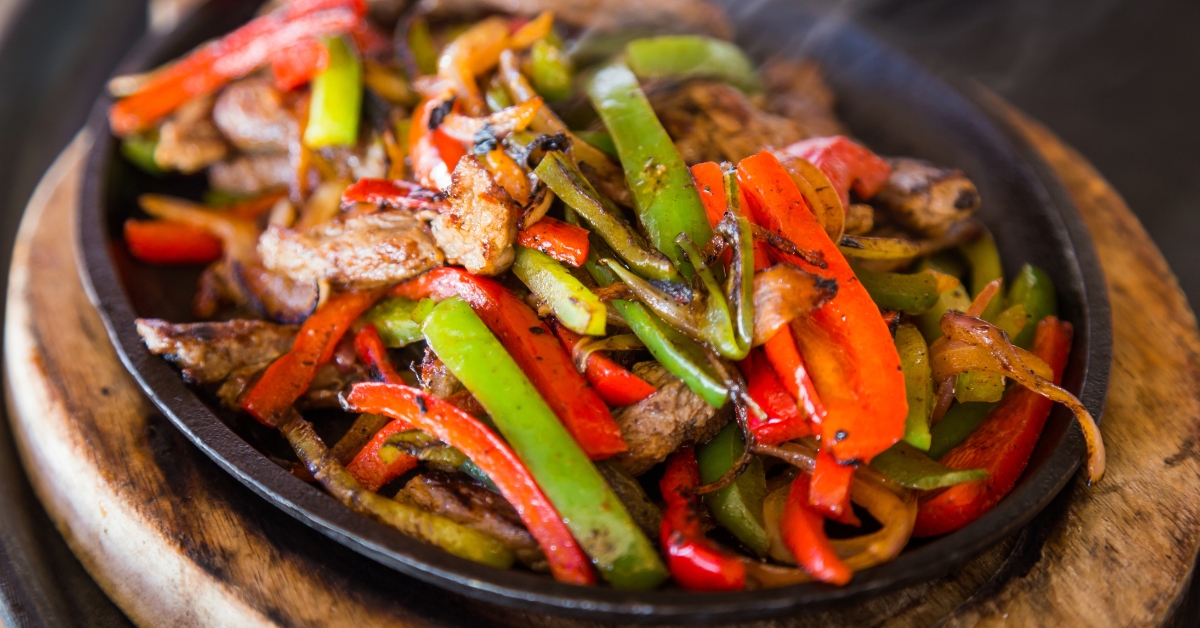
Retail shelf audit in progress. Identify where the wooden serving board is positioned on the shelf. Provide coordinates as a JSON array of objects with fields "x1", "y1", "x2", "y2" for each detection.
[{"x1": 5, "y1": 109, "x2": 1199, "y2": 627}]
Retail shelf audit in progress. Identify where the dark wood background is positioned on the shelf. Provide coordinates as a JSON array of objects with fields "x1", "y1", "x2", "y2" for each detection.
[{"x1": 0, "y1": 0, "x2": 1196, "y2": 625}]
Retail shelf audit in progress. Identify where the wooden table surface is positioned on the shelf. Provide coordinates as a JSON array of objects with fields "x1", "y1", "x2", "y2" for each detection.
[{"x1": 5, "y1": 108, "x2": 1200, "y2": 626}]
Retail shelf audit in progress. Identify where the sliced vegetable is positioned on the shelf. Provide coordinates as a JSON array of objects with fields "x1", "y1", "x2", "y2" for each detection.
[
  {"x1": 406, "y1": 17, "x2": 438, "y2": 76},
  {"x1": 780, "y1": 472, "x2": 851, "y2": 585},
  {"x1": 345, "y1": 382, "x2": 596, "y2": 585},
  {"x1": 392, "y1": 268, "x2": 627, "y2": 459},
  {"x1": 660, "y1": 448, "x2": 747, "y2": 591},
  {"x1": 895, "y1": 324, "x2": 934, "y2": 451},
  {"x1": 1008, "y1": 264, "x2": 1058, "y2": 349},
  {"x1": 855, "y1": 267, "x2": 940, "y2": 314},
  {"x1": 697, "y1": 423, "x2": 769, "y2": 557},
  {"x1": 363, "y1": 297, "x2": 434, "y2": 348},
  {"x1": 927, "y1": 401, "x2": 994, "y2": 461},
  {"x1": 124, "y1": 220, "x2": 223, "y2": 265},
  {"x1": 838, "y1": 235, "x2": 921, "y2": 260},
  {"x1": 530, "y1": 37, "x2": 574, "y2": 102},
  {"x1": 777, "y1": 136, "x2": 892, "y2": 209},
  {"x1": 516, "y1": 216, "x2": 590, "y2": 267},
  {"x1": 410, "y1": 97, "x2": 468, "y2": 191},
  {"x1": 960, "y1": 228, "x2": 1005, "y2": 321},
  {"x1": 738, "y1": 350, "x2": 811, "y2": 446},
  {"x1": 120, "y1": 133, "x2": 164, "y2": 176},
  {"x1": 242, "y1": 288, "x2": 384, "y2": 427},
  {"x1": 420, "y1": 298, "x2": 666, "y2": 589},
  {"x1": 625, "y1": 35, "x2": 761, "y2": 93},
  {"x1": 809, "y1": 450, "x2": 858, "y2": 525},
  {"x1": 271, "y1": 37, "x2": 329, "y2": 92},
  {"x1": 868, "y1": 441, "x2": 987, "y2": 490},
  {"x1": 345, "y1": 417, "x2": 418, "y2": 492},
  {"x1": 587, "y1": 62, "x2": 713, "y2": 276},
  {"x1": 551, "y1": 322, "x2": 657, "y2": 407},
  {"x1": 341, "y1": 178, "x2": 448, "y2": 211},
  {"x1": 762, "y1": 326, "x2": 826, "y2": 429},
  {"x1": 437, "y1": 97, "x2": 543, "y2": 144},
  {"x1": 437, "y1": 17, "x2": 509, "y2": 116},
  {"x1": 513, "y1": 246, "x2": 606, "y2": 336},
  {"x1": 739, "y1": 151, "x2": 907, "y2": 464}
]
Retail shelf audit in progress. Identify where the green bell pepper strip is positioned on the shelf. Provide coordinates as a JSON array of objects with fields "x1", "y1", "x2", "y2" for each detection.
[
  {"x1": 530, "y1": 37, "x2": 574, "y2": 102},
  {"x1": 120, "y1": 133, "x2": 164, "y2": 176},
  {"x1": 364, "y1": 296, "x2": 435, "y2": 347},
  {"x1": 576, "y1": 223, "x2": 728, "y2": 407},
  {"x1": 303, "y1": 37, "x2": 362, "y2": 148},
  {"x1": 407, "y1": 18, "x2": 438, "y2": 76},
  {"x1": 485, "y1": 75, "x2": 513, "y2": 112},
  {"x1": 855, "y1": 267, "x2": 941, "y2": 314},
  {"x1": 676, "y1": 234, "x2": 747, "y2": 360},
  {"x1": 587, "y1": 62, "x2": 713, "y2": 276},
  {"x1": 625, "y1": 35, "x2": 762, "y2": 93},
  {"x1": 1008, "y1": 264, "x2": 1058, "y2": 349},
  {"x1": 959, "y1": 228, "x2": 1005, "y2": 321},
  {"x1": 536, "y1": 151, "x2": 677, "y2": 281},
  {"x1": 917, "y1": 283, "x2": 970, "y2": 342},
  {"x1": 869, "y1": 441, "x2": 988, "y2": 490},
  {"x1": 459, "y1": 458, "x2": 500, "y2": 492},
  {"x1": 696, "y1": 423, "x2": 769, "y2": 557},
  {"x1": 719, "y1": 168, "x2": 757, "y2": 355},
  {"x1": 575, "y1": 130, "x2": 617, "y2": 157},
  {"x1": 896, "y1": 324, "x2": 934, "y2": 451},
  {"x1": 281, "y1": 413, "x2": 514, "y2": 568},
  {"x1": 512, "y1": 245, "x2": 606, "y2": 336},
  {"x1": 954, "y1": 303, "x2": 1029, "y2": 404},
  {"x1": 927, "y1": 401, "x2": 994, "y2": 460},
  {"x1": 422, "y1": 298, "x2": 668, "y2": 589}
]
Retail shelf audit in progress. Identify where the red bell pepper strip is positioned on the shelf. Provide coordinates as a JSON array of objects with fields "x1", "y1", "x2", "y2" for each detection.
[
  {"x1": 550, "y1": 321, "x2": 657, "y2": 407},
  {"x1": 809, "y1": 449, "x2": 860, "y2": 526},
  {"x1": 739, "y1": 151, "x2": 907, "y2": 465},
  {"x1": 346, "y1": 382, "x2": 597, "y2": 585},
  {"x1": 780, "y1": 472, "x2": 851, "y2": 585},
  {"x1": 391, "y1": 268, "x2": 627, "y2": 459},
  {"x1": 270, "y1": 37, "x2": 329, "y2": 92},
  {"x1": 762, "y1": 327, "x2": 827, "y2": 430},
  {"x1": 659, "y1": 448, "x2": 747, "y2": 591},
  {"x1": 409, "y1": 98, "x2": 468, "y2": 191},
  {"x1": 349, "y1": 18, "x2": 392, "y2": 58},
  {"x1": 345, "y1": 418, "x2": 419, "y2": 492},
  {"x1": 354, "y1": 324, "x2": 405, "y2": 385},
  {"x1": 737, "y1": 350, "x2": 811, "y2": 446},
  {"x1": 913, "y1": 317, "x2": 1073, "y2": 537},
  {"x1": 691, "y1": 161, "x2": 729, "y2": 228},
  {"x1": 108, "y1": 0, "x2": 364, "y2": 136},
  {"x1": 516, "y1": 217, "x2": 591, "y2": 268},
  {"x1": 241, "y1": 288, "x2": 384, "y2": 427},
  {"x1": 340, "y1": 178, "x2": 449, "y2": 211},
  {"x1": 124, "y1": 219, "x2": 223, "y2": 265},
  {"x1": 778, "y1": 136, "x2": 892, "y2": 208}
]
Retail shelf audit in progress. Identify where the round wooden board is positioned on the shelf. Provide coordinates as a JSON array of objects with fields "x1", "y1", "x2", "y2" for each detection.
[{"x1": 4, "y1": 107, "x2": 1199, "y2": 627}]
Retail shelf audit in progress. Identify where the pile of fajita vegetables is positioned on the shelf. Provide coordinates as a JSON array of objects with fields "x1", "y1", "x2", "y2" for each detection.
[{"x1": 112, "y1": 0, "x2": 1105, "y2": 591}]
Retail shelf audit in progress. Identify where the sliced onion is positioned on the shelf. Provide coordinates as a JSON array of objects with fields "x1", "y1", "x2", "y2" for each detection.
[
  {"x1": 139, "y1": 193, "x2": 258, "y2": 261},
  {"x1": 838, "y1": 235, "x2": 922, "y2": 260},
  {"x1": 570, "y1": 334, "x2": 644, "y2": 373},
  {"x1": 773, "y1": 153, "x2": 845, "y2": 243},
  {"x1": 751, "y1": 265, "x2": 839, "y2": 346}
]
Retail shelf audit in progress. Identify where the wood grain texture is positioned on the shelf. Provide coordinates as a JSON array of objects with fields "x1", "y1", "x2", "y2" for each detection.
[{"x1": 3, "y1": 111, "x2": 1198, "y2": 627}]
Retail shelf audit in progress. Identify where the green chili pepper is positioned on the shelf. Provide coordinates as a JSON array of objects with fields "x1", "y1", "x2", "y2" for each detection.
[
  {"x1": 954, "y1": 303, "x2": 1029, "y2": 404},
  {"x1": 575, "y1": 130, "x2": 617, "y2": 157},
  {"x1": 625, "y1": 35, "x2": 762, "y2": 93},
  {"x1": 304, "y1": 37, "x2": 362, "y2": 149},
  {"x1": 529, "y1": 37, "x2": 574, "y2": 102},
  {"x1": 869, "y1": 441, "x2": 988, "y2": 490},
  {"x1": 120, "y1": 132, "x2": 164, "y2": 176},
  {"x1": 959, "y1": 228, "x2": 1005, "y2": 321},
  {"x1": 917, "y1": 283, "x2": 970, "y2": 342},
  {"x1": 576, "y1": 225, "x2": 728, "y2": 407},
  {"x1": 855, "y1": 267, "x2": 941, "y2": 314},
  {"x1": 365, "y1": 297, "x2": 435, "y2": 347},
  {"x1": 895, "y1": 324, "x2": 934, "y2": 451},
  {"x1": 928, "y1": 401, "x2": 994, "y2": 460},
  {"x1": 696, "y1": 423, "x2": 769, "y2": 556},
  {"x1": 587, "y1": 62, "x2": 713, "y2": 276},
  {"x1": 1008, "y1": 264, "x2": 1058, "y2": 349},
  {"x1": 512, "y1": 246, "x2": 606, "y2": 336},
  {"x1": 423, "y1": 298, "x2": 668, "y2": 589},
  {"x1": 281, "y1": 414, "x2": 514, "y2": 568},
  {"x1": 535, "y1": 151, "x2": 677, "y2": 281},
  {"x1": 408, "y1": 18, "x2": 438, "y2": 76}
]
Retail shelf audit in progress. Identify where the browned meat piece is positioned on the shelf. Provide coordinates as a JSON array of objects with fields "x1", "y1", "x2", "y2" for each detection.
[
  {"x1": 403, "y1": 471, "x2": 547, "y2": 571},
  {"x1": 650, "y1": 81, "x2": 806, "y2": 165},
  {"x1": 874, "y1": 157, "x2": 981, "y2": 237},
  {"x1": 432, "y1": 155, "x2": 520, "y2": 276},
  {"x1": 844, "y1": 203, "x2": 875, "y2": 236},
  {"x1": 135, "y1": 318, "x2": 297, "y2": 384},
  {"x1": 258, "y1": 208, "x2": 444, "y2": 288},
  {"x1": 419, "y1": 347, "x2": 462, "y2": 399},
  {"x1": 318, "y1": 139, "x2": 388, "y2": 183},
  {"x1": 215, "y1": 362, "x2": 365, "y2": 411},
  {"x1": 232, "y1": 261, "x2": 320, "y2": 324},
  {"x1": 209, "y1": 153, "x2": 292, "y2": 195},
  {"x1": 417, "y1": 0, "x2": 732, "y2": 39},
  {"x1": 212, "y1": 78, "x2": 296, "y2": 153},
  {"x1": 761, "y1": 58, "x2": 846, "y2": 139},
  {"x1": 153, "y1": 95, "x2": 228, "y2": 174},
  {"x1": 611, "y1": 362, "x2": 730, "y2": 475}
]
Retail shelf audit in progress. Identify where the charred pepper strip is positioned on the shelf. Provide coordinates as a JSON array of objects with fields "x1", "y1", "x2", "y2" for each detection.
[
  {"x1": 516, "y1": 216, "x2": 590, "y2": 267},
  {"x1": 696, "y1": 423, "x2": 770, "y2": 557},
  {"x1": 763, "y1": 328, "x2": 826, "y2": 431},
  {"x1": 346, "y1": 418, "x2": 418, "y2": 492},
  {"x1": 914, "y1": 317, "x2": 1073, "y2": 537},
  {"x1": 512, "y1": 246, "x2": 607, "y2": 336},
  {"x1": 587, "y1": 62, "x2": 714, "y2": 276},
  {"x1": 855, "y1": 267, "x2": 940, "y2": 314},
  {"x1": 895, "y1": 323, "x2": 934, "y2": 451},
  {"x1": 660, "y1": 448, "x2": 747, "y2": 591},
  {"x1": 868, "y1": 441, "x2": 987, "y2": 490},
  {"x1": 109, "y1": 0, "x2": 364, "y2": 135},
  {"x1": 536, "y1": 152, "x2": 677, "y2": 281},
  {"x1": 345, "y1": 383, "x2": 596, "y2": 585},
  {"x1": 551, "y1": 322, "x2": 657, "y2": 407},
  {"x1": 739, "y1": 151, "x2": 907, "y2": 464},
  {"x1": 420, "y1": 298, "x2": 666, "y2": 588},
  {"x1": 281, "y1": 412, "x2": 514, "y2": 568},
  {"x1": 738, "y1": 350, "x2": 812, "y2": 446},
  {"x1": 391, "y1": 268, "x2": 627, "y2": 459},
  {"x1": 242, "y1": 288, "x2": 384, "y2": 427},
  {"x1": 341, "y1": 178, "x2": 448, "y2": 211}
]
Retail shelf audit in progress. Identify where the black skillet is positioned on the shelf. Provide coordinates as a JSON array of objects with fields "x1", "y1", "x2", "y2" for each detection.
[{"x1": 77, "y1": 0, "x2": 1111, "y2": 622}]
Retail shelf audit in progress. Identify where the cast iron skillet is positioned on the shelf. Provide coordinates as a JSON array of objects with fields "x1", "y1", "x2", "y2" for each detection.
[{"x1": 77, "y1": 0, "x2": 1111, "y2": 622}]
